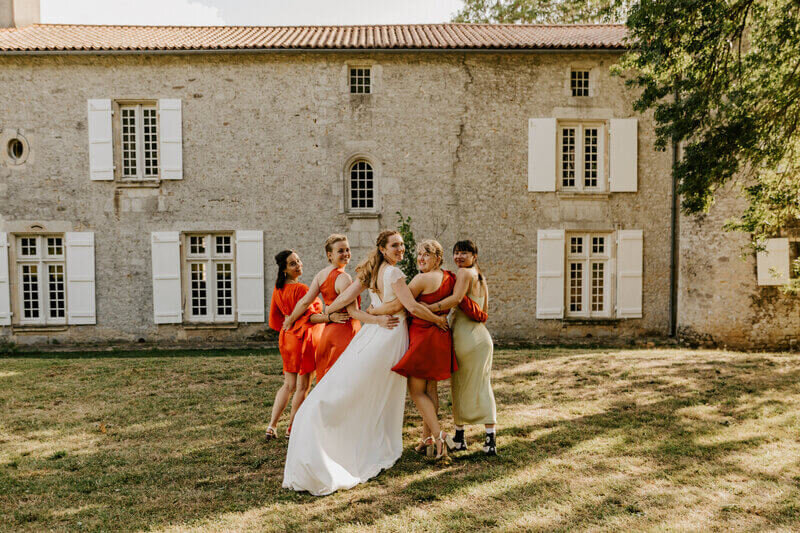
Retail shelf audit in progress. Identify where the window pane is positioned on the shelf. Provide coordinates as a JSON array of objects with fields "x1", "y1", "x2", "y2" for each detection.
[
  {"x1": 571, "y1": 70, "x2": 590, "y2": 97},
  {"x1": 142, "y1": 107, "x2": 159, "y2": 177},
  {"x1": 189, "y1": 236, "x2": 206, "y2": 255},
  {"x1": 48, "y1": 264, "x2": 66, "y2": 318},
  {"x1": 569, "y1": 262, "x2": 583, "y2": 313},
  {"x1": 215, "y1": 235, "x2": 231, "y2": 255},
  {"x1": 592, "y1": 236, "x2": 605, "y2": 255},
  {"x1": 21, "y1": 237, "x2": 37, "y2": 257},
  {"x1": 47, "y1": 237, "x2": 63, "y2": 257},
  {"x1": 191, "y1": 263, "x2": 208, "y2": 316},
  {"x1": 570, "y1": 236, "x2": 583, "y2": 255},
  {"x1": 121, "y1": 106, "x2": 138, "y2": 177},
  {"x1": 561, "y1": 128, "x2": 576, "y2": 188},
  {"x1": 22, "y1": 264, "x2": 40, "y2": 319},
  {"x1": 216, "y1": 263, "x2": 233, "y2": 317},
  {"x1": 349, "y1": 160, "x2": 374, "y2": 210},
  {"x1": 584, "y1": 127, "x2": 599, "y2": 188},
  {"x1": 349, "y1": 67, "x2": 371, "y2": 94},
  {"x1": 592, "y1": 262, "x2": 605, "y2": 312}
]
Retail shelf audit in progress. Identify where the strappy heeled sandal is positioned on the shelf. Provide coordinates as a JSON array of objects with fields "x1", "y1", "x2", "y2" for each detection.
[
  {"x1": 285, "y1": 425, "x2": 292, "y2": 439},
  {"x1": 435, "y1": 431, "x2": 450, "y2": 461},
  {"x1": 265, "y1": 426, "x2": 278, "y2": 440},
  {"x1": 415, "y1": 436, "x2": 434, "y2": 456}
]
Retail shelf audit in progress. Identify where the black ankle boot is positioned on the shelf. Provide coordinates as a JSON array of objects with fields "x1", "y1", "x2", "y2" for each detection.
[
  {"x1": 483, "y1": 432, "x2": 497, "y2": 456},
  {"x1": 451, "y1": 429, "x2": 467, "y2": 451}
]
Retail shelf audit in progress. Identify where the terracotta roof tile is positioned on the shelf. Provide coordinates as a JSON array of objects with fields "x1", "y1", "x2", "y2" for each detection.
[{"x1": 0, "y1": 23, "x2": 627, "y2": 52}]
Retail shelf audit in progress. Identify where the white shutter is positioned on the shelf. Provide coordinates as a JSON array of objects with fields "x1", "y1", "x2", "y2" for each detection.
[
  {"x1": 616, "y1": 229, "x2": 643, "y2": 318},
  {"x1": 528, "y1": 118, "x2": 557, "y2": 192},
  {"x1": 236, "y1": 230, "x2": 265, "y2": 323},
  {"x1": 151, "y1": 232, "x2": 182, "y2": 324},
  {"x1": 88, "y1": 99, "x2": 114, "y2": 181},
  {"x1": 158, "y1": 99, "x2": 183, "y2": 180},
  {"x1": 757, "y1": 238, "x2": 790, "y2": 286},
  {"x1": 65, "y1": 232, "x2": 96, "y2": 325},
  {"x1": 609, "y1": 118, "x2": 638, "y2": 192},
  {"x1": 536, "y1": 229, "x2": 565, "y2": 319},
  {"x1": 0, "y1": 233, "x2": 10, "y2": 326}
]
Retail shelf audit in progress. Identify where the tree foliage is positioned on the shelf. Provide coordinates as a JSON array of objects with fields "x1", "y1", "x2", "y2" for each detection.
[
  {"x1": 617, "y1": 0, "x2": 800, "y2": 247},
  {"x1": 452, "y1": 0, "x2": 634, "y2": 24},
  {"x1": 395, "y1": 212, "x2": 419, "y2": 279}
]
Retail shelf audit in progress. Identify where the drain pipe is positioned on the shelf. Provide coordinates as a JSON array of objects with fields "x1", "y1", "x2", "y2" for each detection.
[{"x1": 668, "y1": 89, "x2": 680, "y2": 338}]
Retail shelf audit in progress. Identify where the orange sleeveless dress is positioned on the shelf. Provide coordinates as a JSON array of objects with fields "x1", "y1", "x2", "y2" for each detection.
[
  {"x1": 268, "y1": 283, "x2": 324, "y2": 375},
  {"x1": 391, "y1": 270, "x2": 458, "y2": 381},
  {"x1": 316, "y1": 268, "x2": 361, "y2": 381}
]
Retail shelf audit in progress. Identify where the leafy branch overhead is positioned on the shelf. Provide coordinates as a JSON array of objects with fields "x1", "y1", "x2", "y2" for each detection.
[
  {"x1": 615, "y1": 0, "x2": 800, "y2": 240},
  {"x1": 452, "y1": 0, "x2": 634, "y2": 24}
]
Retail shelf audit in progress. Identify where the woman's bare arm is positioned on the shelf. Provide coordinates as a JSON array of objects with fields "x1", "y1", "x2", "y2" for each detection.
[
  {"x1": 282, "y1": 272, "x2": 323, "y2": 330},
  {"x1": 370, "y1": 273, "x2": 426, "y2": 315},
  {"x1": 346, "y1": 301, "x2": 400, "y2": 329},
  {"x1": 325, "y1": 278, "x2": 364, "y2": 314},
  {"x1": 424, "y1": 268, "x2": 471, "y2": 313},
  {"x1": 392, "y1": 278, "x2": 448, "y2": 330},
  {"x1": 483, "y1": 282, "x2": 489, "y2": 313}
]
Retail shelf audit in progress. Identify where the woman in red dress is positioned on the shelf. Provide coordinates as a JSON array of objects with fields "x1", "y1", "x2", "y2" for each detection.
[
  {"x1": 370, "y1": 239, "x2": 488, "y2": 457},
  {"x1": 266, "y1": 250, "x2": 347, "y2": 439},
  {"x1": 283, "y1": 234, "x2": 369, "y2": 381}
]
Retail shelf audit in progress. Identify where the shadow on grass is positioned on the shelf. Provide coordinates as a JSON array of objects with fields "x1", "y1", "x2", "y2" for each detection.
[{"x1": 3, "y1": 349, "x2": 800, "y2": 531}]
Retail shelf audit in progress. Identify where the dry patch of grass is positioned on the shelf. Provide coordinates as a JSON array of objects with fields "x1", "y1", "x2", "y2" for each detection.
[{"x1": 1, "y1": 347, "x2": 800, "y2": 532}]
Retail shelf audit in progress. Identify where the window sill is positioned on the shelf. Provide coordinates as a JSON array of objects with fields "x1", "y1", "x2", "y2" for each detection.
[
  {"x1": 116, "y1": 180, "x2": 161, "y2": 189},
  {"x1": 345, "y1": 212, "x2": 380, "y2": 219},
  {"x1": 12, "y1": 325, "x2": 69, "y2": 334},
  {"x1": 557, "y1": 192, "x2": 610, "y2": 200},
  {"x1": 561, "y1": 318, "x2": 620, "y2": 326},
  {"x1": 183, "y1": 322, "x2": 239, "y2": 330}
]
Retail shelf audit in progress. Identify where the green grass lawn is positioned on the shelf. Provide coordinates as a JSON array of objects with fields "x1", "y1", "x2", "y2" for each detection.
[{"x1": 1, "y1": 347, "x2": 800, "y2": 532}]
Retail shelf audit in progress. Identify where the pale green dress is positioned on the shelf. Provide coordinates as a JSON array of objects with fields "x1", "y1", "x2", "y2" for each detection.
[{"x1": 450, "y1": 295, "x2": 496, "y2": 426}]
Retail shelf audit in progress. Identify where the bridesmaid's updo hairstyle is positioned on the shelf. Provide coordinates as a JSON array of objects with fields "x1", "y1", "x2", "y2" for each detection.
[
  {"x1": 356, "y1": 230, "x2": 400, "y2": 291},
  {"x1": 417, "y1": 239, "x2": 444, "y2": 270},
  {"x1": 324, "y1": 234, "x2": 348, "y2": 262},
  {"x1": 453, "y1": 240, "x2": 485, "y2": 285},
  {"x1": 274, "y1": 249, "x2": 295, "y2": 289}
]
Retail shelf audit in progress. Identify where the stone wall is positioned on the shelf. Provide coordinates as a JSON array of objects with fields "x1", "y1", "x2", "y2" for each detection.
[
  {"x1": 678, "y1": 186, "x2": 800, "y2": 350},
  {"x1": 1, "y1": 50, "x2": 674, "y2": 345}
]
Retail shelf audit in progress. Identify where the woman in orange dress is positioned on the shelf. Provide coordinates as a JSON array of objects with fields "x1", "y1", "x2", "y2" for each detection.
[
  {"x1": 266, "y1": 249, "x2": 347, "y2": 440},
  {"x1": 283, "y1": 234, "x2": 367, "y2": 381},
  {"x1": 370, "y1": 239, "x2": 488, "y2": 456}
]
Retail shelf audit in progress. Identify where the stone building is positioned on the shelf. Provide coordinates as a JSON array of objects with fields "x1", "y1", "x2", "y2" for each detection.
[{"x1": 0, "y1": 0, "x2": 796, "y2": 349}]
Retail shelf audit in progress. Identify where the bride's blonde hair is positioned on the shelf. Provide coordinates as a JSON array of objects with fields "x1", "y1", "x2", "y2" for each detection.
[{"x1": 356, "y1": 230, "x2": 400, "y2": 290}]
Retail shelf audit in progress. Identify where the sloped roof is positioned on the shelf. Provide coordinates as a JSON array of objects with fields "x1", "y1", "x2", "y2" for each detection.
[{"x1": 0, "y1": 23, "x2": 627, "y2": 52}]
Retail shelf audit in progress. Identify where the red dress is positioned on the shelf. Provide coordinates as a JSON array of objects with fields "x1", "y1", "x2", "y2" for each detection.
[
  {"x1": 315, "y1": 268, "x2": 361, "y2": 381},
  {"x1": 269, "y1": 283, "x2": 324, "y2": 375},
  {"x1": 392, "y1": 270, "x2": 459, "y2": 381}
]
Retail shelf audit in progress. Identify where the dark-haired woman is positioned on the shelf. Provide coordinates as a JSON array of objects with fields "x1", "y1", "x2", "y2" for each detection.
[
  {"x1": 424, "y1": 240, "x2": 497, "y2": 455},
  {"x1": 266, "y1": 250, "x2": 348, "y2": 440}
]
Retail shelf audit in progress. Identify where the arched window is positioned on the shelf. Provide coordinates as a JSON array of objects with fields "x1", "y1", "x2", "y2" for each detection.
[{"x1": 348, "y1": 159, "x2": 375, "y2": 211}]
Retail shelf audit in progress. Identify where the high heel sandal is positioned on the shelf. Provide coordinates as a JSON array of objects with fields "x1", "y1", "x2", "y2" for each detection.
[
  {"x1": 265, "y1": 426, "x2": 278, "y2": 440},
  {"x1": 435, "y1": 431, "x2": 450, "y2": 461},
  {"x1": 415, "y1": 436, "x2": 435, "y2": 456}
]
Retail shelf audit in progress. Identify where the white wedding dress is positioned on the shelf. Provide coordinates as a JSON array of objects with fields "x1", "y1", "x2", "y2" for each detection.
[{"x1": 282, "y1": 265, "x2": 409, "y2": 496}]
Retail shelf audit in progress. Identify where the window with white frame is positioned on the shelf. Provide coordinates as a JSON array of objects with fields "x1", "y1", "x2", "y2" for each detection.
[
  {"x1": 15, "y1": 235, "x2": 67, "y2": 325},
  {"x1": 566, "y1": 233, "x2": 612, "y2": 318},
  {"x1": 348, "y1": 159, "x2": 375, "y2": 211},
  {"x1": 559, "y1": 122, "x2": 605, "y2": 192},
  {"x1": 119, "y1": 103, "x2": 159, "y2": 180},
  {"x1": 790, "y1": 239, "x2": 800, "y2": 280},
  {"x1": 349, "y1": 67, "x2": 371, "y2": 94},
  {"x1": 184, "y1": 233, "x2": 235, "y2": 322},
  {"x1": 571, "y1": 70, "x2": 590, "y2": 97}
]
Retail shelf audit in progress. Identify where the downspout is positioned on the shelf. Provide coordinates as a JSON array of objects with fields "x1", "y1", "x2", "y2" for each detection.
[{"x1": 668, "y1": 87, "x2": 680, "y2": 338}]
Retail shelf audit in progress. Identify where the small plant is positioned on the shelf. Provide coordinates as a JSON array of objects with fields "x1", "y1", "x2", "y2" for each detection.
[
  {"x1": 0, "y1": 337, "x2": 17, "y2": 356},
  {"x1": 396, "y1": 211, "x2": 418, "y2": 279}
]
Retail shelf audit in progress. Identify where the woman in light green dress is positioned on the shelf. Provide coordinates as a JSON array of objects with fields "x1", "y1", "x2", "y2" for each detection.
[{"x1": 426, "y1": 240, "x2": 497, "y2": 455}]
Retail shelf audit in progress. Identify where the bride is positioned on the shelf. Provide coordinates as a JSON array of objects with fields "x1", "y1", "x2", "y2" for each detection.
[{"x1": 282, "y1": 230, "x2": 448, "y2": 496}]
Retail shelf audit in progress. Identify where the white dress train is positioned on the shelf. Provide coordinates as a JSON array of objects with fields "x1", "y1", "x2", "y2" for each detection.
[{"x1": 282, "y1": 265, "x2": 409, "y2": 496}]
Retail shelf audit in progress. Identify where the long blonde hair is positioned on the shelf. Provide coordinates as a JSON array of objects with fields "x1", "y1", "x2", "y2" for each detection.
[
  {"x1": 356, "y1": 230, "x2": 400, "y2": 290},
  {"x1": 416, "y1": 239, "x2": 444, "y2": 270}
]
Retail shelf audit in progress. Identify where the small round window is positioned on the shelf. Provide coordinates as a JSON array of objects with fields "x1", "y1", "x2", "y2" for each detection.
[{"x1": 8, "y1": 138, "x2": 24, "y2": 161}]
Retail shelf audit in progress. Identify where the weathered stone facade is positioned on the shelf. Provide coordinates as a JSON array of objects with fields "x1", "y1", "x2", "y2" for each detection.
[{"x1": 0, "y1": 44, "x2": 795, "y2": 348}]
